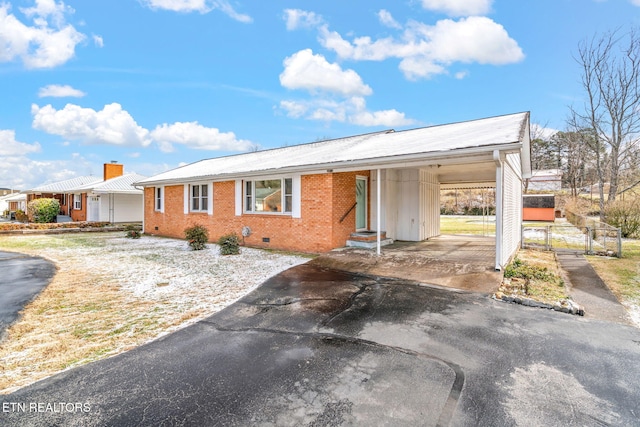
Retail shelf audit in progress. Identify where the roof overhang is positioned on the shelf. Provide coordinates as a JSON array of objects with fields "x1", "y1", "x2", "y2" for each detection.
[{"x1": 136, "y1": 142, "x2": 524, "y2": 187}]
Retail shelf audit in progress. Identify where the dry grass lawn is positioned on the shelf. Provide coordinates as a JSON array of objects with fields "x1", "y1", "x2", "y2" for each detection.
[{"x1": 0, "y1": 233, "x2": 309, "y2": 394}]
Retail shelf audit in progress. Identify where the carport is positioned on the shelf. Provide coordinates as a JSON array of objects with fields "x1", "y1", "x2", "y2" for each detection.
[{"x1": 367, "y1": 112, "x2": 531, "y2": 271}]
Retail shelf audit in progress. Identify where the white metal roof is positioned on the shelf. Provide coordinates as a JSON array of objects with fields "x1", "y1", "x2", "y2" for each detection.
[
  {"x1": 137, "y1": 112, "x2": 530, "y2": 186},
  {"x1": 74, "y1": 173, "x2": 147, "y2": 194},
  {"x1": 24, "y1": 176, "x2": 103, "y2": 194}
]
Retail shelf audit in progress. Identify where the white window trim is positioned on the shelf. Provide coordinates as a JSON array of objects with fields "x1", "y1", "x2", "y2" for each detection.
[
  {"x1": 185, "y1": 182, "x2": 213, "y2": 215},
  {"x1": 243, "y1": 176, "x2": 295, "y2": 215},
  {"x1": 155, "y1": 186, "x2": 164, "y2": 213},
  {"x1": 235, "y1": 180, "x2": 242, "y2": 216},
  {"x1": 73, "y1": 193, "x2": 82, "y2": 210}
]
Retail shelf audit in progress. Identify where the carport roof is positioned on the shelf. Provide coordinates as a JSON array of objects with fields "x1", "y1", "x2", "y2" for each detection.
[{"x1": 136, "y1": 112, "x2": 530, "y2": 186}]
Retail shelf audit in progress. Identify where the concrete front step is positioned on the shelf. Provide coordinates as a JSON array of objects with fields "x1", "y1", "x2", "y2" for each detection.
[
  {"x1": 56, "y1": 215, "x2": 72, "y2": 223},
  {"x1": 346, "y1": 231, "x2": 393, "y2": 248}
]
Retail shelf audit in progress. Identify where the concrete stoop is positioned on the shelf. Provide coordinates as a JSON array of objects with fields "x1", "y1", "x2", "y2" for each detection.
[{"x1": 346, "y1": 230, "x2": 394, "y2": 249}]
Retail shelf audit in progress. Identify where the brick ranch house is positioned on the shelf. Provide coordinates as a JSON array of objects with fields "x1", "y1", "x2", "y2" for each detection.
[
  {"x1": 136, "y1": 112, "x2": 532, "y2": 270},
  {"x1": 23, "y1": 163, "x2": 146, "y2": 223}
]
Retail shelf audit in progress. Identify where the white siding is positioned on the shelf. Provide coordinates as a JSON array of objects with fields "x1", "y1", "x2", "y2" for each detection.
[
  {"x1": 501, "y1": 160, "x2": 522, "y2": 266},
  {"x1": 98, "y1": 194, "x2": 143, "y2": 222},
  {"x1": 377, "y1": 168, "x2": 440, "y2": 241},
  {"x1": 420, "y1": 169, "x2": 440, "y2": 240}
]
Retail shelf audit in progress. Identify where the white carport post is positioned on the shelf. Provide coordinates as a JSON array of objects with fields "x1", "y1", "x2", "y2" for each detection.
[
  {"x1": 376, "y1": 168, "x2": 381, "y2": 256},
  {"x1": 493, "y1": 150, "x2": 503, "y2": 271}
]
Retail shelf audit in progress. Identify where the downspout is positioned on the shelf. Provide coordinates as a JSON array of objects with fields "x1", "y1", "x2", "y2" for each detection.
[
  {"x1": 376, "y1": 168, "x2": 381, "y2": 256},
  {"x1": 493, "y1": 150, "x2": 503, "y2": 271}
]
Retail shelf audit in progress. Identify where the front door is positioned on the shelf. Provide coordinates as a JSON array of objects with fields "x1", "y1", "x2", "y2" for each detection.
[
  {"x1": 87, "y1": 196, "x2": 100, "y2": 222},
  {"x1": 355, "y1": 177, "x2": 367, "y2": 230}
]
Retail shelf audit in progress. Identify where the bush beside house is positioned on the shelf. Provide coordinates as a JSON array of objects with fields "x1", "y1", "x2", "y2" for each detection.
[{"x1": 27, "y1": 198, "x2": 60, "y2": 223}]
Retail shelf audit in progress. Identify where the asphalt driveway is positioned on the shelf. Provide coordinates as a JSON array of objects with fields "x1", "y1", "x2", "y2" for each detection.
[
  {"x1": 0, "y1": 252, "x2": 56, "y2": 340},
  {"x1": 1, "y1": 264, "x2": 639, "y2": 426}
]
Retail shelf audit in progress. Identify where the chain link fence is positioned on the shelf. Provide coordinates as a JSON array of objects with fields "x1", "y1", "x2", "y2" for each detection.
[{"x1": 522, "y1": 213, "x2": 622, "y2": 257}]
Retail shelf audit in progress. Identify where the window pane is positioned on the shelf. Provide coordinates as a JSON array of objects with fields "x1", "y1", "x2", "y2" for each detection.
[
  {"x1": 285, "y1": 195, "x2": 292, "y2": 213},
  {"x1": 192, "y1": 185, "x2": 199, "y2": 198},
  {"x1": 201, "y1": 197, "x2": 208, "y2": 211},
  {"x1": 201, "y1": 185, "x2": 208, "y2": 197},
  {"x1": 255, "y1": 180, "x2": 281, "y2": 212},
  {"x1": 285, "y1": 178, "x2": 292, "y2": 194},
  {"x1": 192, "y1": 198, "x2": 199, "y2": 211},
  {"x1": 245, "y1": 181, "x2": 252, "y2": 211}
]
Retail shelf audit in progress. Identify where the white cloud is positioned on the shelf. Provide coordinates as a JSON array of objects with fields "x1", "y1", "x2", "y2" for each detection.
[
  {"x1": 38, "y1": 84, "x2": 86, "y2": 98},
  {"x1": 93, "y1": 34, "x2": 103, "y2": 47},
  {"x1": 280, "y1": 49, "x2": 372, "y2": 97},
  {"x1": 150, "y1": 121, "x2": 256, "y2": 153},
  {"x1": 279, "y1": 97, "x2": 414, "y2": 127},
  {"x1": 0, "y1": 156, "x2": 80, "y2": 189},
  {"x1": 0, "y1": 130, "x2": 41, "y2": 155},
  {"x1": 319, "y1": 16, "x2": 524, "y2": 80},
  {"x1": 142, "y1": 0, "x2": 252, "y2": 22},
  {"x1": 378, "y1": 9, "x2": 402, "y2": 29},
  {"x1": 0, "y1": 0, "x2": 85, "y2": 69},
  {"x1": 454, "y1": 70, "x2": 469, "y2": 79},
  {"x1": 31, "y1": 103, "x2": 152, "y2": 147},
  {"x1": 283, "y1": 9, "x2": 323, "y2": 30},
  {"x1": 420, "y1": 0, "x2": 493, "y2": 16},
  {"x1": 631, "y1": 0, "x2": 640, "y2": 5}
]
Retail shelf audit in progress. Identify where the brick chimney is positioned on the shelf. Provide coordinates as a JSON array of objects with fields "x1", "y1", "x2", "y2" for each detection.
[{"x1": 103, "y1": 161, "x2": 124, "y2": 181}]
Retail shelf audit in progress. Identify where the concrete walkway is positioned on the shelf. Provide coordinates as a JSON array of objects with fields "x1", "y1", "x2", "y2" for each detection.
[{"x1": 556, "y1": 250, "x2": 633, "y2": 325}]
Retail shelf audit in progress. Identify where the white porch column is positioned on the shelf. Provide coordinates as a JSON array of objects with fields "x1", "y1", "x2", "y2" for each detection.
[
  {"x1": 493, "y1": 150, "x2": 503, "y2": 271},
  {"x1": 377, "y1": 168, "x2": 381, "y2": 255}
]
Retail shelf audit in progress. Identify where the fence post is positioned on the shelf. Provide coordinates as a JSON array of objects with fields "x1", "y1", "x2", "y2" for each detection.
[
  {"x1": 546, "y1": 226, "x2": 551, "y2": 251},
  {"x1": 586, "y1": 227, "x2": 593, "y2": 254},
  {"x1": 617, "y1": 228, "x2": 622, "y2": 258}
]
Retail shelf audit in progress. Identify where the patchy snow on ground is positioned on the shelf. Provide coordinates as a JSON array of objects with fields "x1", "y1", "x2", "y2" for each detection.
[{"x1": 14, "y1": 233, "x2": 310, "y2": 319}]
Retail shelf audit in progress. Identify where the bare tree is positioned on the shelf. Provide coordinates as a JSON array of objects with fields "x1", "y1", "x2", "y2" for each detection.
[
  {"x1": 552, "y1": 130, "x2": 595, "y2": 198},
  {"x1": 571, "y1": 28, "x2": 640, "y2": 219}
]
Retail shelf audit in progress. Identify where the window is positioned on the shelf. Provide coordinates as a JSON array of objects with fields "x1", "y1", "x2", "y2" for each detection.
[
  {"x1": 191, "y1": 184, "x2": 209, "y2": 212},
  {"x1": 244, "y1": 178, "x2": 292, "y2": 214},
  {"x1": 73, "y1": 194, "x2": 82, "y2": 210},
  {"x1": 155, "y1": 187, "x2": 163, "y2": 211}
]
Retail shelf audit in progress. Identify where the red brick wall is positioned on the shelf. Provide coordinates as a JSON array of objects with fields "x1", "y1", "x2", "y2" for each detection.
[
  {"x1": 143, "y1": 171, "x2": 370, "y2": 253},
  {"x1": 70, "y1": 194, "x2": 88, "y2": 221}
]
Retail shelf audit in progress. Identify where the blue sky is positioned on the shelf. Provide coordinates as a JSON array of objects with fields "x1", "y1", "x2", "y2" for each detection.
[{"x1": 0, "y1": 0, "x2": 638, "y2": 189}]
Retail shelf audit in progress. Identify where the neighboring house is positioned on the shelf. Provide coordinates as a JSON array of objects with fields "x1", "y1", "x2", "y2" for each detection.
[
  {"x1": 527, "y1": 169, "x2": 562, "y2": 191},
  {"x1": 22, "y1": 163, "x2": 145, "y2": 223},
  {"x1": 0, "y1": 188, "x2": 19, "y2": 196},
  {"x1": 72, "y1": 172, "x2": 147, "y2": 222},
  {"x1": 3, "y1": 193, "x2": 27, "y2": 218},
  {"x1": 136, "y1": 112, "x2": 532, "y2": 270},
  {"x1": 23, "y1": 175, "x2": 103, "y2": 220}
]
